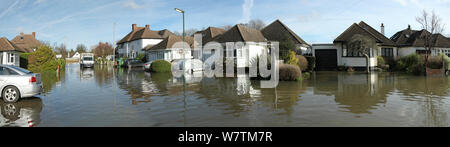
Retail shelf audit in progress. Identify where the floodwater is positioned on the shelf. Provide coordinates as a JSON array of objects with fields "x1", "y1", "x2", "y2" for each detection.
[{"x1": 2, "y1": 63, "x2": 450, "y2": 127}]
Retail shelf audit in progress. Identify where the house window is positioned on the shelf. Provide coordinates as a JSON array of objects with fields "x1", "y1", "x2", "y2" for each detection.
[
  {"x1": 381, "y1": 48, "x2": 393, "y2": 57},
  {"x1": 8, "y1": 53, "x2": 14, "y2": 63}
]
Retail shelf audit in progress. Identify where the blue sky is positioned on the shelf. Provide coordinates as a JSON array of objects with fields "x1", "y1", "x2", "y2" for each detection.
[{"x1": 1, "y1": 0, "x2": 450, "y2": 50}]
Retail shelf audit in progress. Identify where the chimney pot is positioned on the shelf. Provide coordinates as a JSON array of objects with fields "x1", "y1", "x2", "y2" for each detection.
[{"x1": 132, "y1": 24, "x2": 137, "y2": 31}]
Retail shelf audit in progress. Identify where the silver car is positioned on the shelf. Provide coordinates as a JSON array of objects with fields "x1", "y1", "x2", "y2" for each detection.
[{"x1": 0, "y1": 65, "x2": 42, "y2": 103}]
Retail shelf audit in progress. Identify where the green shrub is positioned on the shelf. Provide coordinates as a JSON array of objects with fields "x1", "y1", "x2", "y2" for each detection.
[
  {"x1": 296, "y1": 55, "x2": 308, "y2": 71},
  {"x1": 305, "y1": 56, "x2": 316, "y2": 71},
  {"x1": 28, "y1": 45, "x2": 62, "y2": 73},
  {"x1": 377, "y1": 56, "x2": 385, "y2": 66},
  {"x1": 398, "y1": 54, "x2": 422, "y2": 70},
  {"x1": 279, "y1": 64, "x2": 301, "y2": 81},
  {"x1": 440, "y1": 54, "x2": 450, "y2": 70},
  {"x1": 286, "y1": 50, "x2": 298, "y2": 65},
  {"x1": 150, "y1": 60, "x2": 172, "y2": 73},
  {"x1": 136, "y1": 53, "x2": 147, "y2": 62},
  {"x1": 302, "y1": 72, "x2": 311, "y2": 80}
]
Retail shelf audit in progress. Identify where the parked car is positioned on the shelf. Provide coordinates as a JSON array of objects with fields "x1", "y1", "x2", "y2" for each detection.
[
  {"x1": 122, "y1": 59, "x2": 144, "y2": 68},
  {"x1": 0, "y1": 65, "x2": 42, "y2": 103},
  {"x1": 80, "y1": 53, "x2": 95, "y2": 68},
  {"x1": 144, "y1": 61, "x2": 153, "y2": 71}
]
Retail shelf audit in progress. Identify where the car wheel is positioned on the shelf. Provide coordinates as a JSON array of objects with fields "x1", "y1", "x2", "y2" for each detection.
[{"x1": 3, "y1": 86, "x2": 20, "y2": 103}]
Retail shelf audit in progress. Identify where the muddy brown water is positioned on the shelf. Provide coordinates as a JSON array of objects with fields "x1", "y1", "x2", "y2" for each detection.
[{"x1": 1, "y1": 63, "x2": 450, "y2": 127}]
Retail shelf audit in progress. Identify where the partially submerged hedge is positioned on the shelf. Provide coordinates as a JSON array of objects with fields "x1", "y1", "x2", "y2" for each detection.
[
  {"x1": 296, "y1": 55, "x2": 308, "y2": 71},
  {"x1": 279, "y1": 64, "x2": 301, "y2": 81},
  {"x1": 150, "y1": 60, "x2": 171, "y2": 73}
]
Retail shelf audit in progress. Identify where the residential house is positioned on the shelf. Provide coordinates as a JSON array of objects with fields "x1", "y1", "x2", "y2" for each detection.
[
  {"x1": 390, "y1": 25, "x2": 450, "y2": 57},
  {"x1": 0, "y1": 37, "x2": 24, "y2": 66},
  {"x1": 145, "y1": 35, "x2": 196, "y2": 63},
  {"x1": 116, "y1": 24, "x2": 175, "y2": 59},
  {"x1": 261, "y1": 20, "x2": 310, "y2": 54},
  {"x1": 195, "y1": 27, "x2": 226, "y2": 45},
  {"x1": 211, "y1": 24, "x2": 268, "y2": 68},
  {"x1": 313, "y1": 21, "x2": 397, "y2": 70},
  {"x1": 193, "y1": 27, "x2": 226, "y2": 59},
  {"x1": 72, "y1": 52, "x2": 81, "y2": 59},
  {"x1": 11, "y1": 32, "x2": 40, "y2": 53}
]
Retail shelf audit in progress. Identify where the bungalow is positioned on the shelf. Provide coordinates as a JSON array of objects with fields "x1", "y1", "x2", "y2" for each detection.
[
  {"x1": 211, "y1": 24, "x2": 268, "y2": 68},
  {"x1": 116, "y1": 24, "x2": 175, "y2": 59},
  {"x1": 11, "y1": 32, "x2": 40, "y2": 53},
  {"x1": 261, "y1": 20, "x2": 310, "y2": 54},
  {"x1": 390, "y1": 25, "x2": 450, "y2": 57},
  {"x1": 0, "y1": 37, "x2": 24, "y2": 66},
  {"x1": 313, "y1": 21, "x2": 397, "y2": 70},
  {"x1": 195, "y1": 27, "x2": 226, "y2": 45},
  {"x1": 145, "y1": 35, "x2": 196, "y2": 63},
  {"x1": 193, "y1": 27, "x2": 226, "y2": 59}
]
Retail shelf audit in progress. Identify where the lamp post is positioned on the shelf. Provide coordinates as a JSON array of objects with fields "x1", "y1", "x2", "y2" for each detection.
[
  {"x1": 175, "y1": 8, "x2": 186, "y2": 90},
  {"x1": 175, "y1": 8, "x2": 187, "y2": 126}
]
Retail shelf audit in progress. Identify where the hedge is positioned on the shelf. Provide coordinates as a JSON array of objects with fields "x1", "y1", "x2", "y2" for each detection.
[
  {"x1": 305, "y1": 56, "x2": 316, "y2": 72},
  {"x1": 150, "y1": 60, "x2": 172, "y2": 73},
  {"x1": 279, "y1": 64, "x2": 302, "y2": 81}
]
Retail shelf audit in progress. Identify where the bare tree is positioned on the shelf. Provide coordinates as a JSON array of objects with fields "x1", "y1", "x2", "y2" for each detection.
[
  {"x1": 221, "y1": 25, "x2": 233, "y2": 31},
  {"x1": 416, "y1": 10, "x2": 445, "y2": 67},
  {"x1": 245, "y1": 19, "x2": 266, "y2": 30},
  {"x1": 347, "y1": 34, "x2": 376, "y2": 73}
]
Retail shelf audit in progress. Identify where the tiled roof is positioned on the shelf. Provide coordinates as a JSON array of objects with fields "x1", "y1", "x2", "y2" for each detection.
[
  {"x1": 117, "y1": 26, "x2": 175, "y2": 44},
  {"x1": 213, "y1": 24, "x2": 266, "y2": 43},
  {"x1": 391, "y1": 27, "x2": 450, "y2": 48},
  {"x1": 194, "y1": 27, "x2": 226, "y2": 44},
  {"x1": 334, "y1": 21, "x2": 395, "y2": 46},
  {"x1": 10, "y1": 33, "x2": 40, "y2": 53},
  {"x1": 261, "y1": 19, "x2": 309, "y2": 46},
  {"x1": 0, "y1": 37, "x2": 24, "y2": 52}
]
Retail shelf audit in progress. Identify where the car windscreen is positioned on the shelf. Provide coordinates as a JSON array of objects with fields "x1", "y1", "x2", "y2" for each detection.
[
  {"x1": 8, "y1": 65, "x2": 32, "y2": 74},
  {"x1": 83, "y1": 57, "x2": 93, "y2": 61}
]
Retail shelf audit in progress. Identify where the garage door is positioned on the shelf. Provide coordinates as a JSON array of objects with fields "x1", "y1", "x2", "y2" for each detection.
[{"x1": 315, "y1": 49, "x2": 337, "y2": 71}]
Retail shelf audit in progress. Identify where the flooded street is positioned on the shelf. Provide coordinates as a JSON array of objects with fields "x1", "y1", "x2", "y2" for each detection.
[{"x1": 2, "y1": 63, "x2": 450, "y2": 127}]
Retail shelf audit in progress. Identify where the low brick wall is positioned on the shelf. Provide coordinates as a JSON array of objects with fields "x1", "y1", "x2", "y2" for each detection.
[{"x1": 426, "y1": 68, "x2": 445, "y2": 77}]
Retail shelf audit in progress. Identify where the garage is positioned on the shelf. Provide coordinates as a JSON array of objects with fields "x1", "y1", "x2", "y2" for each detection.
[{"x1": 315, "y1": 49, "x2": 337, "y2": 71}]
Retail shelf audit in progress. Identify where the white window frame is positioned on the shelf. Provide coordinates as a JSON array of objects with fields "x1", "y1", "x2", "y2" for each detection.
[{"x1": 8, "y1": 53, "x2": 14, "y2": 64}]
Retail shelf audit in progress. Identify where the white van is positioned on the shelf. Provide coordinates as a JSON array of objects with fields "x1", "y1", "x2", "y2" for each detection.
[{"x1": 80, "y1": 53, "x2": 95, "y2": 68}]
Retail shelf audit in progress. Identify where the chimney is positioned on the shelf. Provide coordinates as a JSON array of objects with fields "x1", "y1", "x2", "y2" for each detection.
[
  {"x1": 408, "y1": 25, "x2": 411, "y2": 30},
  {"x1": 381, "y1": 23, "x2": 385, "y2": 36},
  {"x1": 145, "y1": 25, "x2": 150, "y2": 30},
  {"x1": 132, "y1": 24, "x2": 137, "y2": 31},
  {"x1": 20, "y1": 32, "x2": 24, "y2": 36},
  {"x1": 32, "y1": 32, "x2": 36, "y2": 38}
]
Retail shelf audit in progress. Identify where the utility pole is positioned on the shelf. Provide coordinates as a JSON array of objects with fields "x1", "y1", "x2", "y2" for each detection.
[{"x1": 113, "y1": 22, "x2": 117, "y2": 112}]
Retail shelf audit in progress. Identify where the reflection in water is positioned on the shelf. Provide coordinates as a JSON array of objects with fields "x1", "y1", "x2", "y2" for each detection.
[
  {"x1": 35, "y1": 64, "x2": 450, "y2": 127},
  {"x1": 0, "y1": 98, "x2": 43, "y2": 127}
]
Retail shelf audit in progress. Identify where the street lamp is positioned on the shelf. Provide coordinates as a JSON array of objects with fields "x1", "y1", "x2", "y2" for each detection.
[{"x1": 175, "y1": 8, "x2": 186, "y2": 90}]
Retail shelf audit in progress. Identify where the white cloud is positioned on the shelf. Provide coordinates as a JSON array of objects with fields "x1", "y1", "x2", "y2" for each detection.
[
  {"x1": 240, "y1": 0, "x2": 254, "y2": 23},
  {"x1": 124, "y1": 0, "x2": 143, "y2": 9}
]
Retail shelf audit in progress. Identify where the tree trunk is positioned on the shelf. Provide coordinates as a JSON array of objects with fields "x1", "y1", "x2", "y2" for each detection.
[{"x1": 364, "y1": 54, "x2": 370, "y2": 74}]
